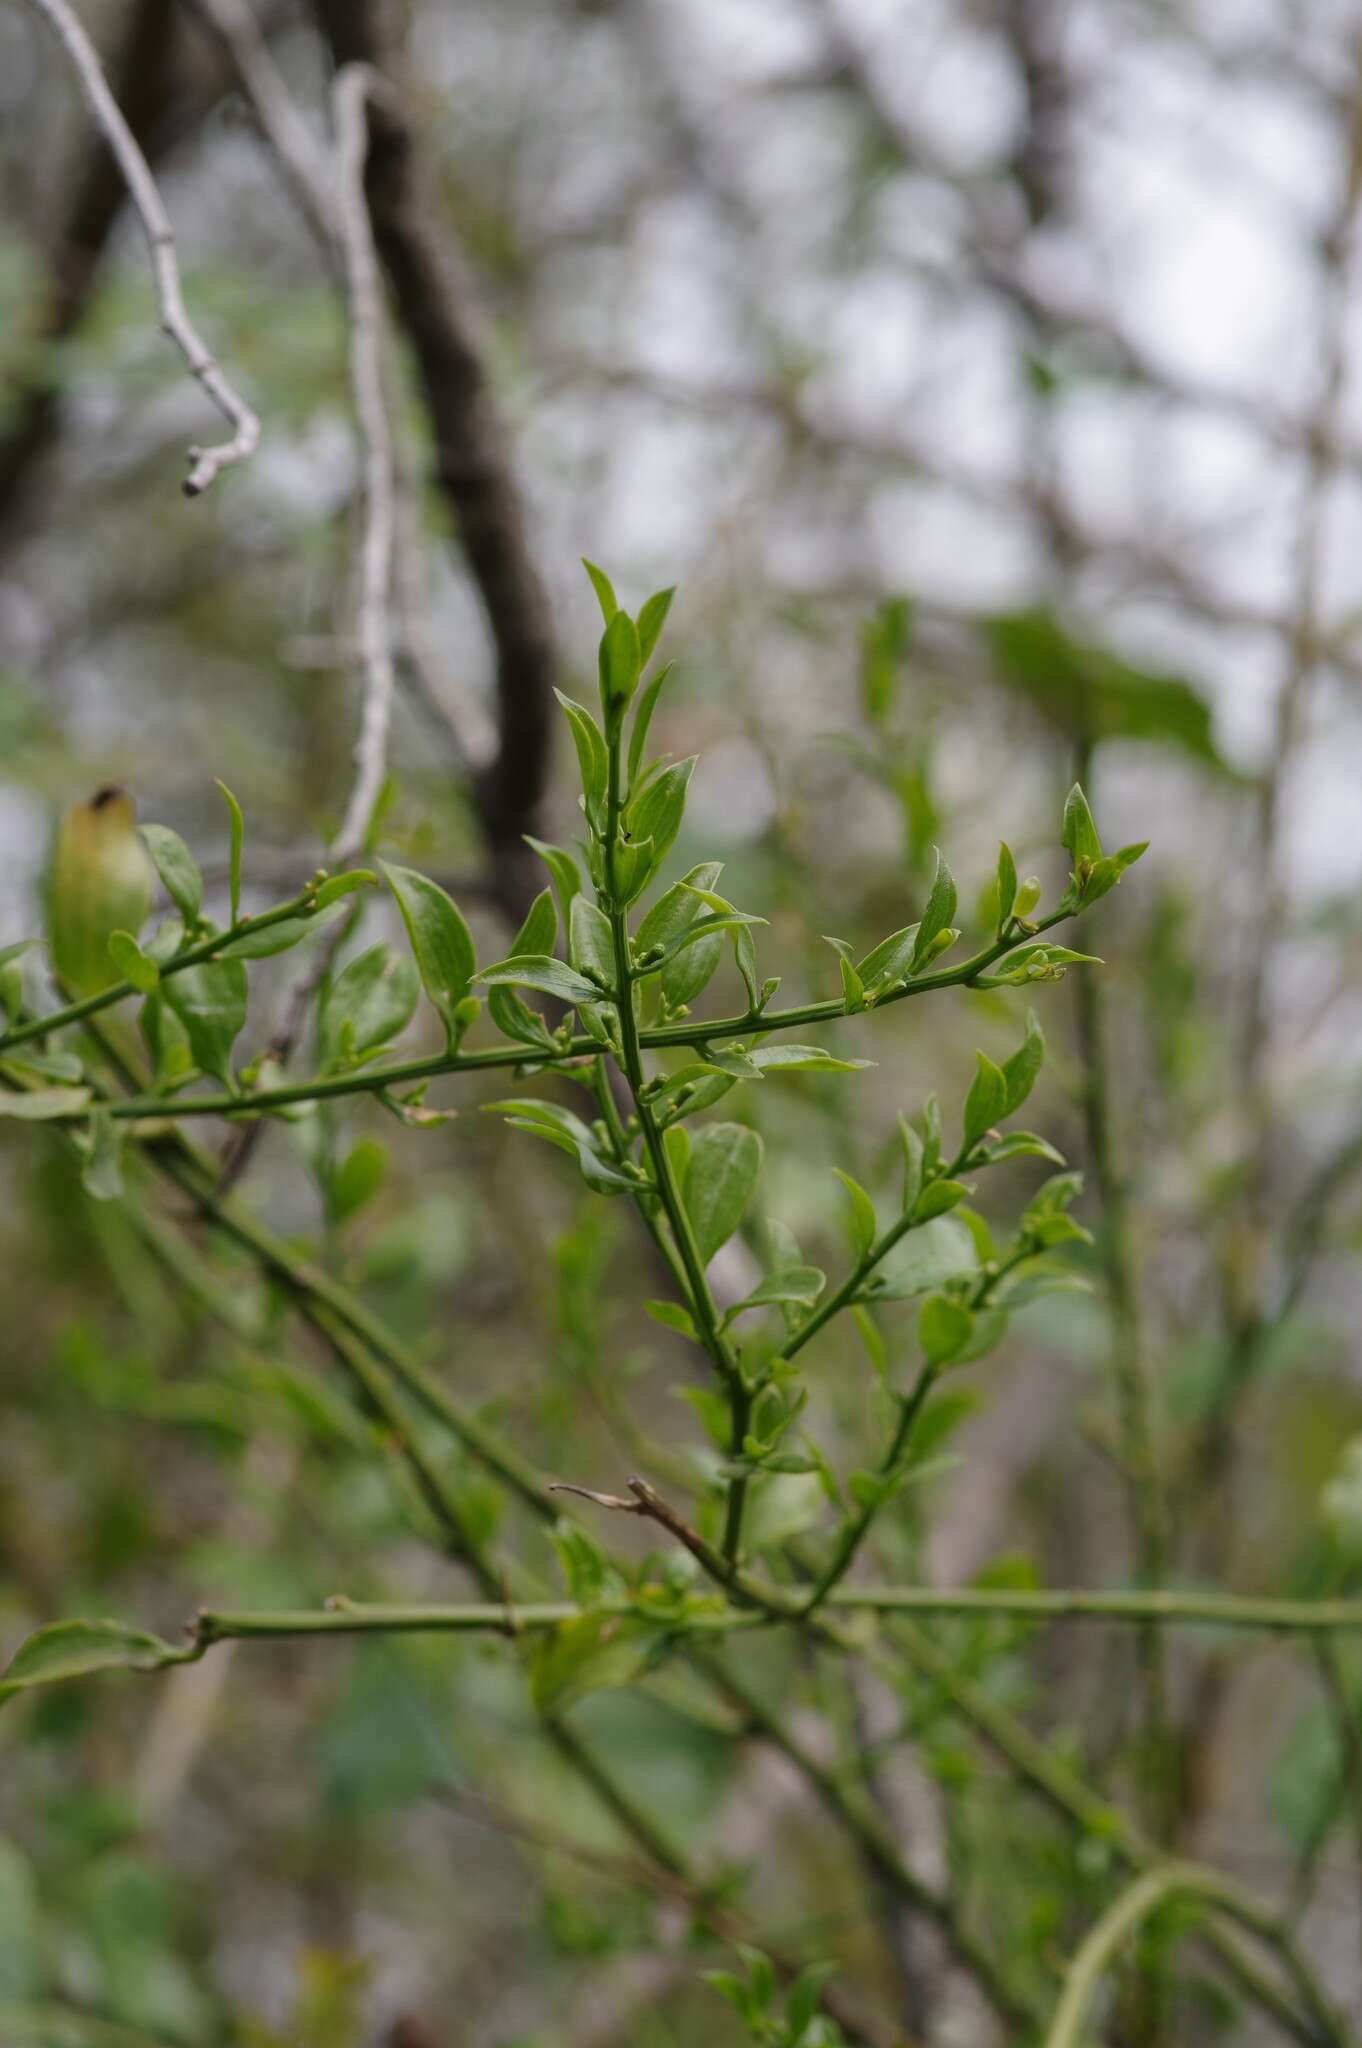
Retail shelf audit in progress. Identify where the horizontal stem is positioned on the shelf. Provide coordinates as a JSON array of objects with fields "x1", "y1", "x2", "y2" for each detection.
[
  {"x1": 167, "y1": 1585, "x2": 1362, "y2": 1650},
  {"x1": 32, "y1": 909, "x2": 1076, "y2": 1122},
  {"x1": 0, "y1": 890, "x2": 316, "y2": 1054}
]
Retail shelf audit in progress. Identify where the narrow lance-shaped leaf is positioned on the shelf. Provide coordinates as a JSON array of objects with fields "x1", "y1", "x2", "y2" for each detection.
[
  {"x1": 79, "y1": 1107, "x2": 124, "y2": 1201},
  {"x1": 525, "y1": 836, "x2": 582, "y2": 931},
  {"x1": 216, "y1": 780, "x2": 244, "y2": 926},
  {"x1": 569, "y1": 895, "x2": 616, "y2": 994},
  {"x1": 910, "y1": 848, "x2": 957, "y2": 972},
  {"x1": 582, "y1": 557, "x2": 618, "y2": 623},
  {"x1": 1062, "y1": 782, "x2": 1103, "y2": 869},
  {"x1": 489, "y1": 888, "x2": 559, "y2": 1047},
  {"x1": 0, "y1": 1619, "x2": 188, "y2": 1705},
  {"x1": 140, "y1": 822, "x2": 203, "y2": 927},
  {"x1": 833, "y1": 1167, "x2": 877, "y2": 1258},
  {"x1": 1001, "y1": 1011, "x2": 1044, "y2": 1116},
  {"x1": 382, "y1": 862, "x2": 477, "y2": 1046},
  {"x1": 996, "y1": 841, "x2": 1018, "y2": 931},
  {"x1": 962, "y1": 1050, "x2": 1008, "y2": 1149},
  {"x1": 598, "y1": 608, "x2": 641, "y2": 723},
  {"x1": 554, "y1": 691, "x2": 609, "y2": 818}
]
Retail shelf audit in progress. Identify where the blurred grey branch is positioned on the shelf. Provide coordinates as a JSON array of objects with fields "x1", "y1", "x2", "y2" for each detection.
[{"x1": 22, "y1": 0, "x2": 260, "y2": 494}]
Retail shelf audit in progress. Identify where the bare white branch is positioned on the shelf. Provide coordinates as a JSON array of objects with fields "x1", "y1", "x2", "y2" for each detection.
[
  {"x1": 23, "y1": 0, "x2": 260, "y2": 495},
  {"x1": 329, "y1": 61, "x2": 397, "y2": 864},
  {"x1": 183, "y1": 0, "x2": 339, "y2": 252}
]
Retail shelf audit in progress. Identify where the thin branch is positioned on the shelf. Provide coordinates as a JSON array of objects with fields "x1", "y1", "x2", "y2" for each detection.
[
  {"x1": 182, "y1": 0, "x2": 339, "y2": 250},
  {"x1": 22, "y1": 0, "x2": 260, "y2": 494},
  {"x1": 329, "y1": 62, "x2": 397, "y2": 866}
]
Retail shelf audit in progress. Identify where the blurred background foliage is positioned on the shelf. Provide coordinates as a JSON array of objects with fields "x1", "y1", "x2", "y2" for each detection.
[{"x1": 5, "y1": 1, "x2": 1362, "y2": 2043}]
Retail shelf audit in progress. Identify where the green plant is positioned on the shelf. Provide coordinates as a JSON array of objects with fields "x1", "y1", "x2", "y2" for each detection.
[{"x1": 1, "y1": 573, "x2": 1354, "y2": 2047}]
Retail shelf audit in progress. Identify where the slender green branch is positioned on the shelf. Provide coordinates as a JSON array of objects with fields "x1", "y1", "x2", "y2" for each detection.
[
  {"x1": 23, "y1": 907, "x2": 1080, "y2": 1125},
  {"x1": 700, "y1": 1649, "x2": 1036, "y2": 2030},
  {"x1": 0, "y1": 887, "x2": 318, "y2": 1054},
  {"x1": 1043, "y1": 1861, "x2": 1349, "y2": 2048},
  {"x1": 597, "y1": 719, "x2": 753, "y2": 1566}
]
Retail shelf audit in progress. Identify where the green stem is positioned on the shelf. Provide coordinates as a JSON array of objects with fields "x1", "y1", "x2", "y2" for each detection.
[
  {"x1": 26, "y1": 908, "x2": 1080, "y2": 1124},
  {"x1": 0, "y1": 889, "x2": 317, "y2": 1054},
  {"x1": 700, "y1": 1649, "x2": 1035, "y2": 2030},
  {"x1": 599, "y1": 721, "x2": 750, "y2": 1564},
  {"x1": 1044, "y1": 1861, "x2": 1348, "y2": 2048}
]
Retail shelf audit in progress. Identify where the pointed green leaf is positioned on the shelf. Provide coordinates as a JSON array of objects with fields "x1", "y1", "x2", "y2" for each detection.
[
  {"x1": 582, "y1": 557, "x2": 618, "y2": 623},
  {"x1": 1062, "y1": 782, "x2": 1103, "y2": 867},
  {"x1": 382, "y1": 862, "x2": 476, "y2": 1044},
  {"x1": 0, "y1": 1618, "x2": 187, "y2": 1704},
  {"x1": 79, "y1": 1107, "x2": 124, "y2": 1200},
  {"x1": 163, "y1": 954, "x2": 247, "y2": 1087},
  {"x1": 1001, "y1": 1011, "x2": 1045, "y2": 1115},
  {"x1": 918, "y1": 1294, "x2": 975, "y2": 1365},
  {"x1": 140, "y1": 822, "x2": 203, "y2": 927},
  {"x1": 598, "y1": 609, "x2": 642, "y2": 718},
  {"x1": 216, "y1": 780, "x2": 244, "y2": 926},
  {"x1": 833, "y1": 1167, "x2": 877, "y2": 1257},
  {"x1": 319, "y1": 942, "x2": 419, "y2": 1070},
  {"x1": 911, "y1": 849, "x2": 957, "y2": 971},
  {"x1": 554, "y1": 691, "x2": 609, "y2": 814},
  {"x1": 108, "y1": 929, "x2": 158, "y2": 993},
  {"x1": 627, "y1": 661, "x2": 674, "y2": 792},
  {"x1": 996, "y1": 841, "x2": 1018, "y2": 931},
  {"x1": 0, "y1": 1086, "x2": 92, "y2": 1120},
  {"x1": 963, "y1": 1051, "x2": 1008, "y2": 1148},
  {"x1": 684, "y1": 1122, "x2": 763, "y2": 1262}
]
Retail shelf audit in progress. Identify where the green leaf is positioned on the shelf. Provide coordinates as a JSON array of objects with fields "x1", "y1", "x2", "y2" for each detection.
[
  {"x1": 107, "y1": 929, "x2": 158, "y2": 993},
  {"x1": 996, "y1": 841, "x2": 1018, "y2": 931},
  {"x1": 522, "y1": 841, "x2": 581, "y2": 947},
  {"x1": 645, "y1": 1298, "x2": 698, "y2": 1339},
  {"x1": 163, "y1": 955, "x2": 247, "y2": 1087},
  {"x1": 627, "y1": 661, "x2": 674, "y2": 792},
  {"x1": 1062, "y1": 782, "x2": 1103, "y2": 868},
  {"x1": 319, "y1": 943, "x2": 419, "y2": 1071},
  {"x1": 900, "y1": 1114, "x2": 924, "y2": 1215},
  {"x1": 140, "y1": 822, "x2": 203, "y2": 926},
  {"x1": 911, "y1": 849, "x2": 957, "y2": 971},
  {"x1": 0, "y1": 1618, "x2": 185, "y2": 1704},
  {"x1": 582, "y1": 557, "x2": 618, "y2": 623},
  {"x1": 918, "y1": 1294, "x2": 975, "y2": 1365},
  {"x1": 1079, "y1": 840, "x2": 1149, "y2": 907},
  {"x1": 866, "y1": 1215, "x2": 978, "y2": 1301},
  {"x1": 625, "y1": 756, "x2": 695, "y2": 872},
  {"x1": 833, "y1": 1167, "x2": 877, "y2": 1257},
  {"x1": 569, "y1": 895, "x2": 615, "y2": 993},
  {"x1": 860, "y1": 594, "x2": 912, "y2": 724},
  {"x1": 1001, "y1": 1011, "x2": 1045, "y2": 1115},
  {"x1": 488, "y1": 888, "x2": 559, "y2": 1048},
  {"x1": 79, "y1": 1107, "x2": 124, "y2": 1200},
  {"x1": 382, "y1": 862, "x2": 477, "y2": 1045},
  {"x1": 992, "y1": 942, "x2": 1102, "y2": 984},
  {"x1": 0, "y1": 1086, "x2": 92, "y2": 1120},
  {"x1": 331, "y1": 1137, "x2": 387, "y2": 1223},
  {"x1": 477, "y1": 955, "x2": 602, "y2": 1006},
  {"x1": 554, "y1": 691, "x2": 609, "y2": 816},
  {"x1": 824, "y1": 937, "x2": 864, "y2": 1013},
  {"x1": 963, "y1": 1051, "x2": 1008, "y2": 1148},
  {"x1": 216, "y1": 779, "x2": 244, "y2": 926},
  {"x1": 684, "y1": 1122, "x2": 763, "y2": 1262},
  {"x1": 984, "y1": 606, "x2": 1230, "y2": 772},
  {"x1": 530, "y1": 1612, "x2": 662, "y2": 1710},
  {"x1": 220, "y1": 912, "x2": 319, "y2": 959},
  {"x1": 978, "y1": 1130, "x2": 1065, "y2": 1166},
  {"x1": 726, "y1": 1266, "x2": 826, "y2": 1320},
  {"x1": 912, "y1": 1177, "x2": 969, "y2": 1223},
  {"x1": 637, "y1": 586, "x2": 676, "y2": 666},
  {"x1": 598, "y1": 608, "x2": 642, "y2": 719},
  {"x1": 312, "y1": 868, "x2": 379, "y2": 910},
  {"x1": 747, "y1": 1044, "x2": 873, "y2": 1075},
  {"x1": 858, "y1": 924, "x2": 919, "y2": 997},
  {"x1": 637, "y1": 862, "x2": 722, "y2": 963},
  {"x1": 485, "y1": 1098, "x2": 639, "y2": 1195},
  {"x1": 139, "y1": 990, "x2": 193, "y2": 1089}
]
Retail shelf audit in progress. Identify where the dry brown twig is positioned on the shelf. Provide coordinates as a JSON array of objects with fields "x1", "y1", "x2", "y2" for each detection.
[{"x1": 22, "y1": 0, "x2": 260, "y2": 494}]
